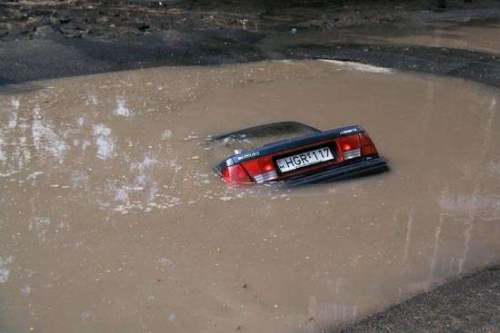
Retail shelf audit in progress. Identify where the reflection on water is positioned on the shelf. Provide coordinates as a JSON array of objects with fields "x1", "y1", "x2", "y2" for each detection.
[{"x1": 0, "y1": 60, "x2": 499, "y2": 333}]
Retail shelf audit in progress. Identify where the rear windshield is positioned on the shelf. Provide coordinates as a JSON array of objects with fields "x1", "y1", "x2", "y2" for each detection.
[{"x1": 209, "y1": 122, "x2": 321, "y2": 156}]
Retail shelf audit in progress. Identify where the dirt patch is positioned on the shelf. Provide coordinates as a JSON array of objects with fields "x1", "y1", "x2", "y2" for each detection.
[{"x1": 1, "y1": 0, "x2": 500, "y2": 41}]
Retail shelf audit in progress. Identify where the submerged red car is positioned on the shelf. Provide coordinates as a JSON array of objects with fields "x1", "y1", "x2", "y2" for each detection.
[{"x1": 213, "y1": 122, "x2": 388, "y2": 186}]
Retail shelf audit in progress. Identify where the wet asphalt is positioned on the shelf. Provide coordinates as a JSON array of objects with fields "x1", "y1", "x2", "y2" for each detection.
[{"x1": 1, "y1": 30, "x2": 500, "y2": 88}]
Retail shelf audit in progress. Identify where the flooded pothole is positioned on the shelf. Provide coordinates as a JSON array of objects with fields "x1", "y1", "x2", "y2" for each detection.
[{"x1": 0, "y1": 59, "x2": 499, "y2": 332}]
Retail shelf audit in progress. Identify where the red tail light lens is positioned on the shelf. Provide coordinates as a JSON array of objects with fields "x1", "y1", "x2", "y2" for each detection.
[
  {"x1": 221, "y1": 155, "x2": 279, "y2": 185},
  {"x1": 359, "y1": 132, "x2": 378, "y2": 156},
  {"x1": 222, "y1": 164, "x2": 252, "y2": 184},
  {"x1": 337, "y1": 134, "x2": 361, "y2": 161},
  {"x1": 241, "y1": 155, "x2": 278, "y2": 183}
]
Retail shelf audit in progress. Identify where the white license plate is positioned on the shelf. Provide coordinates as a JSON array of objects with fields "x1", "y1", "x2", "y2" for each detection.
[{"x1": 276, "y1": 146, "x2": 334, "y2": 173}]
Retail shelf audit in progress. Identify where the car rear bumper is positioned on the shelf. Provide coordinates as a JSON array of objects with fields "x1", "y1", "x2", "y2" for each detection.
[{"x1": 285, "y1": 157, "x2": 388, "y2": 187}]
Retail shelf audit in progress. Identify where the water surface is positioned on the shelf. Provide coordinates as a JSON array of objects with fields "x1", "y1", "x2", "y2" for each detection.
[{"x1": 1, "y1": 59, "x2": 499, "y2": 332}]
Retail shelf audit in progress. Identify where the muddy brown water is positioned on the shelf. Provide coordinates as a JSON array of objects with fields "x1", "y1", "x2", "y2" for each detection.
[
  {"x1": 349, "y1": 18, "x2": 500, "y2": 55},
  {"x1": 1, "y1": 60, "x2": 499, "y2": 333},
  {"x1": 263, "y1": 18, "x2": 500, "y2": 56}
]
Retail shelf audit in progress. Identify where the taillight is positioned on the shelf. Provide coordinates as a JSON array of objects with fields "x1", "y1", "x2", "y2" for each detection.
[
  {"x1": 221, "y1": 155, "x2": 278, "y2": 185},
  {"x1": 241, "y1": 155, "x2": 278, "y2": 183},
  {"x1": 359, "y1": 132, "x2": 378, "y2": 156},
  {"x1": 337, "y1": 134, "x2": 361, "y2": 161},
  {"x1": 222, "y1": 164, "x2": 252, "y2": 184}
]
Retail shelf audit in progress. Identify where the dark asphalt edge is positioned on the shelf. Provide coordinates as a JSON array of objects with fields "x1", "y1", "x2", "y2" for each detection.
[
  {"x1": 283, "y1": 42, "x2": 500, "y2": 88},
  {"x1": 335, "y1": 265, "x2": 500, "y2": 333},
  {"x1": 1, "y1": 33, "x2": 499, "y2": 91}
]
